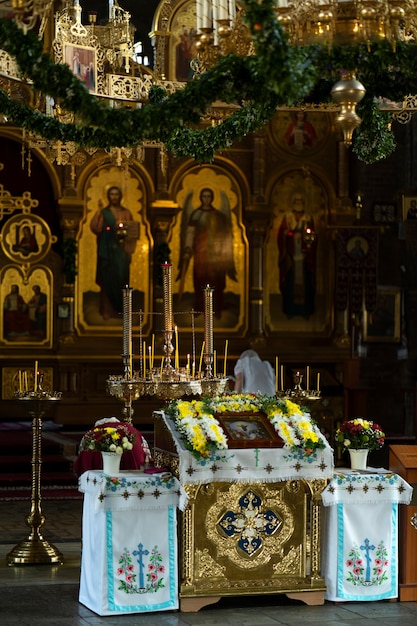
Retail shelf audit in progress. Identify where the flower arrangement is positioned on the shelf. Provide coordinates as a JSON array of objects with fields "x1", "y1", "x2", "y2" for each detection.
[
  {"x1": 80, "y1": 422, "x2": 136, "y2": 455},
  {"x1": 165, "y1": 393, "x2": 326, "y2": 460},
  {"x1": 335, "y1": 418, "x2": 385, "y2": 451}
]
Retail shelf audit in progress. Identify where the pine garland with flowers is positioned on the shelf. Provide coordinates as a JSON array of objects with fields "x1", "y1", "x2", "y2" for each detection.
[
  {"x1": 80, "y1": 422, "x2": 136, "y2": 455},
  {"x1": 0, "y1": 0, "x2": 416, "y2": 162},
  {"x1": 335, "y1": 417, "x2": 385, "y2": 452},
  {"x1": 165, "y1": 393, "x2": 326, "y2": 460}
]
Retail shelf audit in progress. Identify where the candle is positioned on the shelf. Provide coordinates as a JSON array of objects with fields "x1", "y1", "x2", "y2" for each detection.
[
  {"x1": 24, "y1": 371, "x2": 28, "y2": 392},
  {"x1": 214, "y1": 350, "x2": 217, "y2": 377},
  {"x1": 280, "y1": 365, "x2": 284, "y2": 392},
  {"x1": 161, "y1": 262, "x2": 173, "y2": 333},
  {"x1": 317, "y1": 372, "x2": 321, "y2": 392},
  {"x1": 275, "y1": 357, "x2": 279, "y2": 393},
  {"x1": 18, "y1": 370, "x2": 22, "y2": 393},
  {"x1": 196, "y1": 0, "x2": 203, "y2": 31},
  {"x1": 148, "y1": 346, "x2": 152, "y2": 371},
  {"x1": 219, "y1": 0, "x2": 228, "y2": 21},
  {"x1": 204, "y1": 285, "x2": 214, "y2": 360},
  {"x1": 122, "y1": 286, "x2": 132, "y2": 377},
  {"x1": 130, "y1": 342, "x2": 133, "y2": 379},
  {"x1": 175, "y1": 325, "x2": 179, "y2": 370},
  {"x1": 151, "y1": 334, "x2": 155, "y2": 369},
  {"x1": 198, "y1": 341, "x2": 205, "y2": 375},
  {"x1": 223, "y1": 339, "x2": 228, "y2": 377},
  {"x1": 160, "y1": 357, "x2": 164, "y2": 378},
  {"x1": 306, "y1": 365, "x2": 310, "y2": 391},
  {"x1": 186, "y1": 353, "x2": 190, "y2": 378},
  {"x1": 143, "y1": 341, "x2": 146, "y2": 379},
  {"x1": 34, "y1": 360, "x2": 38, "y2": 392}
]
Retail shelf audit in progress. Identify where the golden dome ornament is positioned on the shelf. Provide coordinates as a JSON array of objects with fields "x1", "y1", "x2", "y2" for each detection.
[{"x1": 331, "y1": 74, "x2": 366, "y2": 146}]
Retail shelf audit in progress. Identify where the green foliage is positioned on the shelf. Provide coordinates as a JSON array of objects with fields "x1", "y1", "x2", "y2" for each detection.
[{"x1": 0, "y1": 0, "x2": 415, "y2": 163}]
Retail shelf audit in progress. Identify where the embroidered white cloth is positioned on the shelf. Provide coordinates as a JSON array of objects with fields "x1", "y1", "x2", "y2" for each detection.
[
  {"x1": 155, "y1": 411, "x2": 334, "y2": 485},
  {"x1": 79, "y1": 469, "x2": 188, "y2": 511},
  {"x1": 321, "y1": 470, "x2": 413, "y2": 602},
  {"x1": 322, "y1": 469, "x2": 413, "y2": 506},
  {"x1": 79, "y1": 470, "x2": 185, "y2": 615}
]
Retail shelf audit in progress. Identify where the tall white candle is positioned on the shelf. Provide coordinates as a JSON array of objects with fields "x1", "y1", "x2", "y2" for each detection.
[
  {"x1": 275, "y1": 357, "x2": 279, "y2": 393},
  {"x1": 34, "y1": 361, "x2": 38, "y2": 392},
  {"x1": 196, "y1": 0, "x2": 203, "y2": 31},
  {"x1": 219, "y1": 0, "x2": 228, "y2": 21},
  {"x1": 203, "y1": 0, "x2": 211, "y2": 28},
  {"x1": 317, "y1": 372, "x2": 321, "y2": 392},
  {"x1": 203, "y1": 286, "x2": 214, "y2": 359},
  {"x1": 223, "y1": 340, "x2": 228, "y2": 377},
  {"x1": 306, "y1": 365, "x2": 310, "y2": 391}
]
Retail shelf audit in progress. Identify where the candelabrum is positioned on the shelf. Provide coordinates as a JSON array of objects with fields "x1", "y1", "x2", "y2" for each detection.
[
  {"x1": 107, "y1": 271, "x2": 230, "y2": 420},
  {"x1": 7, "y1": 383, "x2": 62, "y2": 566},
  {"x1": 276, "y1": 369, "x2": 322, "y2": 401}
]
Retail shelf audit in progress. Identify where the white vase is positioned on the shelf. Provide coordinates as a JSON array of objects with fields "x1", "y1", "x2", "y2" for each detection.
[
  {"x1": 101, "y1": 451, "x2": 122, "y2": 475},
  {"x1": 348, "y1": 448, "x2": 369, "y2": 471}
]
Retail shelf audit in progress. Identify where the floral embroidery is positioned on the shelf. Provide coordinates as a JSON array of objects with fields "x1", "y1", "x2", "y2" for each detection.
[
  {"x1": 346, "y1": 541, "x2": 389, "y2": 586},
  {"x1": 117, "y1": 546, "x2": 165, "y2": 594}
]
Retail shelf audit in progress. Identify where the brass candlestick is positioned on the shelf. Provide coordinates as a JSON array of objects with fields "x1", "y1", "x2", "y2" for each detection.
[
  {"x1": 7, "y1": 389, "x2": 62, "y2": 566},
  {"x1": 203, "y1": 285, "x2": 214, "y2": 377}
]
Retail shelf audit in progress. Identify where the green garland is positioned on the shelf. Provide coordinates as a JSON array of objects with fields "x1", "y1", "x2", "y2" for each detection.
[{"x1": 0, "y1": 0, "x2": 415, "y2": 163}]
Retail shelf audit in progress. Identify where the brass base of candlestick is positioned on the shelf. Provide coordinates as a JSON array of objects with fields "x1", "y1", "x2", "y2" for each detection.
[
  {"x1": 277, "y1": 390, "x2": 321, "y2": 401},
  {"x1": 7, "y1": 535, "x2": 64, "y2": 565},
  {"x1": 107, "y1": 375, "x2": 231, "y2": 416}
]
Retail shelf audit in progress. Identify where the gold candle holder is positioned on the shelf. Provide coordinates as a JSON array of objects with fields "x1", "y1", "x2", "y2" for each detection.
[
  {"x1": 8, "y1": 388, "x2": 62, "y2": 566},
  {"x1": 122, "y1": 286, "x2": 133, "y2": 379},
  {"x1": 161, "y1": 262, "x2": 174, "y2": 370},
  {"x1": 203, "y1": 285, "x2": 214, "y2": 377}
]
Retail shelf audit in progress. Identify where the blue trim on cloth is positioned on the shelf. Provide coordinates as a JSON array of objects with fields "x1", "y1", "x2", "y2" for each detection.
[
  {"x1": 336, "y1": 502, "x2": 398, "y2": 601},
  {"x1": 106, "y1": 509, "x2": 178, "y2": 612}
]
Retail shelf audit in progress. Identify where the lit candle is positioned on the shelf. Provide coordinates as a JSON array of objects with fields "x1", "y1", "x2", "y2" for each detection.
[
  {"x1": 275, "y1": 357, "x2": 279, "y2": 393},
  {"x1": 223, "y1": 339, "x2": 228, "y2": 377},
  {"x1": 317, "y1": 372, "x2": 321, "y2": 392},
  {"x1": 186, "y1": 353, "x2": 190, "y2": 378},
  {"x1": 151, "y1": 334, "x2": 155, "y2": 369},
  {"x1": 143, "y1": 341, "x2": 146, "y2": 379},
  {"x1": 34, "y1": 360, "x2": 38, "y2": 392},
  {"x1": 306, "y1": 365, "x2": 310, "y2": 391},
  {"x1": 280, "y1": 364, "x2": 284, "y2": 392},
  {"x1": 148, "y1": 346, "x2": 152, "y2": 371},
  {"x1": 198, "y1": 341, "x2": 205, "y2": 375}
]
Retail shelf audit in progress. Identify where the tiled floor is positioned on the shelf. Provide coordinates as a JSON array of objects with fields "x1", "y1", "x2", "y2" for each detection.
[{"x1": 1, "y1": 498, "x2": 417, "y2": 625}]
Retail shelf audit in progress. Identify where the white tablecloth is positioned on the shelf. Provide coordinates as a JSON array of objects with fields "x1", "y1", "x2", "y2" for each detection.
[
  {"x1": 78, "y1": 470, "x2": 187, "y2": 615},
  {"x1": 155, "y1": 411, "x2": 334, "y2": 485},
  {"x1": 321, "y1": 469, "x2": 413, "y2": 602}
]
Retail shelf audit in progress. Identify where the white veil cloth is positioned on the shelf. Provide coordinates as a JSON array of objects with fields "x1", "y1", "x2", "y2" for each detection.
[{"x1": 234, "y1": 350, "x2": 276, "y2": 396}]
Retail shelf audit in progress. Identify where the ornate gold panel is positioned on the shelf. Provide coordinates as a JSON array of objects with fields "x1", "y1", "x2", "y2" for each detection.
[{"x1": 178, "y1": 479, "x2": 325, "y2": 597}]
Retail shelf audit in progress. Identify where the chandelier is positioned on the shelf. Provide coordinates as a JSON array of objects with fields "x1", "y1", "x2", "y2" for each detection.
[{"x1": 275, "y1": 0, "x2": 417, "y2": 50}]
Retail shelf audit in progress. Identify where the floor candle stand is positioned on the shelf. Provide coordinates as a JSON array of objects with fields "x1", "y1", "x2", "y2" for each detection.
[{"x1": 7, "y1": 389, "x2": 63, "y2": 566}]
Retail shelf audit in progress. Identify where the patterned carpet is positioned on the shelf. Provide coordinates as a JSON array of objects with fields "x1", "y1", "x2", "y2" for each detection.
[{"x1": 0, "y1": 498, "x2": 83, "y2": 543}]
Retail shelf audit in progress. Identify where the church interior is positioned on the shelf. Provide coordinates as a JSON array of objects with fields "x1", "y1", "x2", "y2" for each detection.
[{"x1": 1, "y1": 0, "x2": 417, "y2": 620}]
